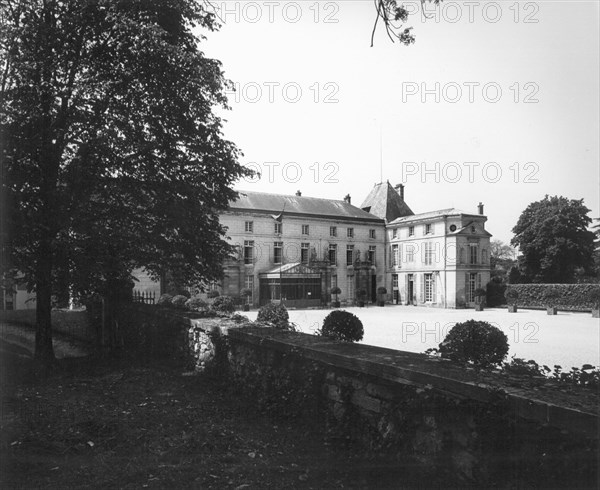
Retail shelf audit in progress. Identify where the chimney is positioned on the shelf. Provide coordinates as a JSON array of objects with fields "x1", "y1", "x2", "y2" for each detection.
[
  {"x1": 394, "y1": 183, "x2": 405, "y2": 200},
  {"x1": 343, "y1": 194, "x2": 351, "y2": 204},
  {"x1": 295, "y1": 190, "x2": 302, "y2": 196},
  {"x1": 478, "y1": 202, "x2": 484, "y2": 215}
]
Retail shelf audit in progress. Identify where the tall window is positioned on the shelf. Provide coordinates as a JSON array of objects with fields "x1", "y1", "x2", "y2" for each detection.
[
  {"x1": 425, "y1": 223, "x2": 432, "y2": 235},
  {"x1": 302, "y1": 224, "x2": 309, "y2": 235},
  {"x1": 245, "y1": 275, "x2": 254, "y2": 294},
  {"x1": 424, "y1": 273, "x2": 435, "y2": 302},
  {"x1": 244, "y1": 240, "x2": 254, "y2": 264},
  {"x1": 392, "y1": 228, "x2": 397, "y2": 239},
  {"x1": 392, "y1": 274, "x2": 398, "y2": 289},
  {"x1": 369, "y1": 229, "x2": 376, "y2": 239},
  {"x1": 406, "y1": 244, "x2": 415, "y2": 262},
  {"x1": 346, "y1": 245, "x2": 354, "y2": 265},
  {"x1": 408, "y1": 226, "x2": 414, "y2": 237},
  {"x1": 274, "y1": 242, "x2": 283, "y2": 264},
  {"x1": 328, "y1": 244, "x2": 337, "y2": 264},
  {"x1": 330, "y1": 226, "x2": 337, "y2": 237},
  {"x1": 424, "y1": 242, "x2": 435, "y2": 265},
  {"x1": 301, "y1": 243, "x2": 309, "y2": 264},
  {"x1": 470, "y1": 244, "x2": 478, "y2": 264},
  {"x1": 346, "y1": 274, "x2": 354, "y2": 299},
  {"x1": 331, "y1": 275, "x2": 338, "y2": 289},
  {"x1": 347, "y1": 228, "x2": 354, "y2": 238},
  {"x1": 392, "y1": 244, "x2": 399, "y2": 267},
  {"x1": 274, "y1": 222, "x2": 282, "y2": 234},
  {"x1": 468, "y1": 273, "x2": 477, "y2": 303},
  {"x1": 245, "y1": 221, "x2": 253, "y2": 233},
  {"x1": 368, "y1": 246, "x2": 376, "y2": 264}
]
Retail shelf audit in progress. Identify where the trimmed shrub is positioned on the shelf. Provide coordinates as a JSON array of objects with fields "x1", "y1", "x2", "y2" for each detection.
[
  {"x1": 438, "y1": 320, "x2": 509, "y2": 368},
  {"x1": 256, "y1": 302, "x2": 290, "y2": 329},
  {"x1": 377, "y1": 286, "x2": 387, "y2": 295},
  {"x1": 171, "y1": 295, "x2": 188, "y2": 309},
  {"x1": 487, "y1": 279, "x2": 507, "y2": 307},
  {"x1": 505, "y1": 284, "x2": 600, "y2": 310},
  {"x1": 209, "y1": 295, "x2": 235, "y2": 314},
  {"x1": 319, "y1": 310, "x2": 364, "y2": 343},
  {"x1": 185, "y1": 296, "x2": 208, "y2": 312},
  {"x1": 157, "y1": 293, "x2": 173, "y2": 306},
  {"x1": 504, "y1": 288, "x2": 519, "y2": 305},
  {"x1": 588, "y1": 289, "x2": 600, "y2": 308}
]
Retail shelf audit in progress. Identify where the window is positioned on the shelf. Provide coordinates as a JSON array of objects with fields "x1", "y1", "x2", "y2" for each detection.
[
  {"x1": 368, "y1": 245, "x2": 376, "y2": 264},
  {"x1": 328, "y1": 244, "x2": 337, "y2": 265},
  {"x1": 245, "y1": 275, "x2": 254, "y2": 295},
  {"x1": 243, "y1": 240, "x2": 254, "y2": 264},
  {"x1": 392, "y1": 275, "x2": 398, "y2": 288},
  {"x1": 347, "y1": 228, "x2": 354, "y2": 238},
  {"x1": 408, "y1": 226, "x2": 414, "y2": 237},
  {"x1": 392, "y1": 244, "x2": 399, "y2": 267},
  {"x1": 346, "y1": 245, "x2": 354, "y2": 265},
  {"x1": 301, "y1": 243, "x2": 309, "y2": 264},
  {"x1": 331, "y1": 275, "x2": 338, "y2": 289},
  {"x1": 470, "y1": 244, "x2": 478, "y2": 264},
  {"x1": 369, "y1": 229, "x2": 376, "y2": 239},
  {"x1": 467, "y1": 273, "x2": 480, "y2": 303},
  {"x1": 274, "y1": 242, "x2": 283, "y2": 264},
  {"x1": 424, "y1": 242, "x2": 435, "y2": 265},
  {"x1": 274, "y1": 222, "x2": 282, "y2": 234},
  {"x1": 346, "y1": 274, "x2": 355, "y2": 299},
  {"x1": 425, "y1": 224, "x2": 432, "y2": 235},
  {"x1": 424, "y1": 273, "x2": 435, "y2": 302},
  {"x1": 302, "y1": 224, "x2": 309, "y2": 235},
  {"x1": 392, "y1": 228, "x2": 397, "y2": 239},
  {"x1": 245, "y1": 221, "x2": 253, "y2": 233},
  {"x1": 330, "y1": 226, "x2": 337, "y2": 237},
  {"x1": 406, "y1": 244, "x2": 416, "y2": 262}
]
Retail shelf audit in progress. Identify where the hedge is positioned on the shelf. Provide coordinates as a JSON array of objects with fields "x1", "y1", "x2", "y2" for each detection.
[{"x1": 505, "y1": 284, "x2": 600, "y2": 311}]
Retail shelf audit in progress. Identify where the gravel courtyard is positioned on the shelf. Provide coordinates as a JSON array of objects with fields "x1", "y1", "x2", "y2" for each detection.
[{"x1": 240, "y1": 306, "x2": 600, "y2": 370}]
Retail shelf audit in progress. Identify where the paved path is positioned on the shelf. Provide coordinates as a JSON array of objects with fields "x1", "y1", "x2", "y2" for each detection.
[{"x1": 0, "y1": 323, "x2": 90, "y2": 359}]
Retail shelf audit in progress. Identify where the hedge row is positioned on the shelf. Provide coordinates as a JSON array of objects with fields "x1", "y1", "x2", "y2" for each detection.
[{"x1": 506, "y1": 284, "x2": 600, "y2": 310}]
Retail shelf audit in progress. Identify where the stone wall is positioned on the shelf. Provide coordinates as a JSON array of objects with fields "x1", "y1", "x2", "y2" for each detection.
[{"x1": 211, "y1": 324, "x2": 597, "y2": 488}]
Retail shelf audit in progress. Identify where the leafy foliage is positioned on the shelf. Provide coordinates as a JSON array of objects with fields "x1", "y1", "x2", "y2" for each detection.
[
  {"x1": 504, "y1": 288, "x2": 519, "y2": 305},
  {"x1": 1, "y1": 0, "x2": 251, "y2": 361},
  {"x1": 318, "y1": 310, "x2": 364, "y2": 343},
  {"x1": 171, "y1": 295, "x2": 188, "y2": 309},
  {"x1": 504, "y1": 284, "x2": 599, "y2": 310},
  {"x1": 207, "y1": 290, "x2": 220, "y2": 299},
  {"x1": 157, "y1": 294, "x2": 173, "y2": 306},
  {"x1": 438, "y1": 320, "x2": 509, "y2": 368},
  {"x1": 209, "y1": 295, "x2": 235, "y2": 314},
  {"x1": 256, "y1": 303, "x2": 290, "y2": 330},
  {"x1": 185, "y1": 296, "x2": 208, "y2": 312},
  {"x1": 511, "y1": 196, "x2": 595, "y2": 283}
]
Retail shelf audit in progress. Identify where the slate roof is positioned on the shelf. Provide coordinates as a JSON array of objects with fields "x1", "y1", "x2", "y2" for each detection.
[
  {"x1": 228, "y1": 190, "x2": 384, "y2": 224},
  {"x1": 389, "y1": 208, "x2": 486, "y2": 224},
  {"x1": 359, "y1": 182, "x2": 414, "y2": 222}
]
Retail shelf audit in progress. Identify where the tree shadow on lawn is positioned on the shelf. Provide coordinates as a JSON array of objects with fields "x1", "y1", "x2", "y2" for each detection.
[{"x1": 0, "y1": 352, "x2": 437, "y2": 490}]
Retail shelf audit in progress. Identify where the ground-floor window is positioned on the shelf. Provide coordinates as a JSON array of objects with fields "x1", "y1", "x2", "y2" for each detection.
[
  {"x1": 346, "y1": 274, "x2": 354, "y2": 299},
  {"x1": 424, "y1": 273, "x2": 435, "y2": 303},
  {"x1": 245, "y1": 275, "x2": 254, "y2": 301},
  {"x1": 301, "y1": 243, "x2": 309, "y2": 264}
]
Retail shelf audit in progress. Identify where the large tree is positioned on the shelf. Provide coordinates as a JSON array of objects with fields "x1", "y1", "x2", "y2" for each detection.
[
  {"x1": 1, "y1": 0, "x2": 250, "y2": 364},
  {"x1": 511, "y1": 196, "x2": 595, "y2": 283}
]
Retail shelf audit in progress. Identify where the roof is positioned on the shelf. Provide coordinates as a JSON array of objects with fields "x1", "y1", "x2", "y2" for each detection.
[
  {"x1": 228, "y1": 190, "x2": 384, "y2": 224},
  {"x1": 389, "y1": 208, "x2": 486, "y2": 225},
  {"x1": 359, "y1": 182, "x2": 414, "y2": 222}
]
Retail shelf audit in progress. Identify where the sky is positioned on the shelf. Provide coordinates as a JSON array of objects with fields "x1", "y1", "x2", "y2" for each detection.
[{"x1": 201, "y1": 1, "x2": 600, "y2": 245}]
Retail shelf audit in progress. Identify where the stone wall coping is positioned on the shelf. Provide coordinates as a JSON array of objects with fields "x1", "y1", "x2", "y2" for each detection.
[{"x1": 224, "y1": 325, "x2": 598, "y2": 439}]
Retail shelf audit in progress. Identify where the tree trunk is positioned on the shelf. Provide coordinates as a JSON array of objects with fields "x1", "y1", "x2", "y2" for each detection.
[{"x1": 35, "y1": 242, "x2": 55, "y2": 365}]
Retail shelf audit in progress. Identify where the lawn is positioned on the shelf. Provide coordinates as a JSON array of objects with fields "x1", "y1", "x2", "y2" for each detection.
[
  {"x1": 240, "y1": 305, "x2": 600, "y2": 370},
  {"x1": 0, "y1": 351, "x2": 430, "y2": 489}
]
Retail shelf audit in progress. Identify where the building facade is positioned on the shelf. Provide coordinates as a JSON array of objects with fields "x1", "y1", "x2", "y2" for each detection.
[{"x1": 130, "y1": 182, "x2": 491, "y2": 309}]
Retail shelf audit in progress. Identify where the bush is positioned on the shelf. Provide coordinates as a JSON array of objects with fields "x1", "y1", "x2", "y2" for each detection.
[
  {"x1": 504, "y1": 288, "x2": 519, "y2": 305},
  {"x1": 207, "y1": 290, "x2": 220, "y2": 299},
  {"x1": 506, "y1": 284, "x2": 600, "y2": 310},
  {"x1": 157, "y1": 293, "x2": 173, "y2": 306},
  {"x1": 377, "y1": 286, "x2": 387, "y2": 295},
  {"x1": 319, "y1": 310, "x2": 364, "y2": 343},
  {"x1": 587, "y1": 289, "x2": 600, "y2": 308},
  {"x1": 171, "y1": 295, "x2": 188, "y2": 309},
  {"x1": 209, "y1": 295, "x2": 235, "y2": 314},
  {"x1": 185, "y1": 296, "x2": 208, "y2": 312},
  {"x1": 438, "y1": 320, "x2": 509, "y2": 368},
  {"x1": 256, "y1": 302, "x2": 290, "y2": 329},
  {"x1": 487, "y1": 279, "x2": 507, "y2": 307}
]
